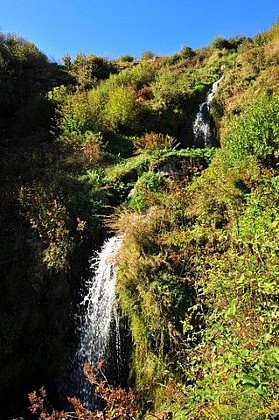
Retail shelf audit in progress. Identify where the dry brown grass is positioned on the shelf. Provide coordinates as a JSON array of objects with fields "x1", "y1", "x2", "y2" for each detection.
[
  {"x1": 134, "y1": 132, "x2": 177, "y2": 154},
  {"x1": 265, "y1": 39, "x2": 279, "y2": 59}
]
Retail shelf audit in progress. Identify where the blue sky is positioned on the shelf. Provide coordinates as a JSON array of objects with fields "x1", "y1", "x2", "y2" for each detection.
[{"x1": 1, "y1": 0, "x2": 278, "y2": 61}]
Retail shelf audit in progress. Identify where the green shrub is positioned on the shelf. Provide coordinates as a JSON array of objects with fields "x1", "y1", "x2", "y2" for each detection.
[
  {"x1": 87, "y1": 87, "x2": 107, "y2": 131},
  {"x1": 168, "y1": 53, "x2": 181, "y2": 65},
  {"x1": 211, "y1": 36, "x2": 231, "y2": 50},
  {"x1": 224, "y1": 94, "x2": 279, "y2": 166},
  {"x1": 62, "y1": 53, "x2": 116, "y2": 89},
  {"x1": 58, "y1": 92, "x2": 92, "y2": 134},
  {"x1": 55, "y1": 87, "x2": 107, "y2": 135},
  {"x1": 104, "y1": 85, "x2": 140, "y2": 130},
  {"x1": 51, "y1": 61, "x2": 156, "y2": 137},
  {"x1": 136, "y1": 171, "x2": 162, "y2": 191},
  {"x1": 126, "y1": 171, "x2": 164, "y2": 213},
  {"x1": 151, "y1": 67, "x2": 192, "y2": 108},
  {"x1": 116, "y1": 61, "x2": 156, "y2": 88},
  {"x1": 19, "y1": 184, "x2": 74, "y2": 271},
  {"x1": 47, "y1": 85, "x2": 70, "y2": 104},
  {"x1": 0, "y1": 32, "x2": 63, "y2": 116},
  {"x1": 180, "y1": 46, "x2": 195, "y2": 59},
  {"x1": 141, "y1": 50, "x2": 155, "y2": 60},
  {"x1": 118, "y1": 54, "x2": 134, "y2": 62}
]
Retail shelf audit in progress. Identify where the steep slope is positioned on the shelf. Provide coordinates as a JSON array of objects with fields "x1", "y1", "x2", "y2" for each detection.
[
  {"x1": 0, "y1": 22, "x2": 278, "y2": 419},
  {"x1": 113, "y1": 25, "x2": 279, "y2": 419}
]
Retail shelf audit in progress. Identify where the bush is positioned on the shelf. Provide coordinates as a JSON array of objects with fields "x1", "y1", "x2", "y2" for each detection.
[
  {"x1": 118, "y1": 54, "x2": 134, "y2": 62},
  {"x1": 180, "y1": 46, "x2": 195, "y2": 59},
  {"x1": 211, "y1": 36, "x2": 231, "y2": 50},
  {"x1": 134, "y1": 132, "x2": 177, "y2": 154},
  {"x1": 151, "y1": 67, "x2": 192, "y2": 108},
  {"x1": 116, "y1": 61, "x2": 156, "y2": 89},
  {"x1": 51, "y1": 61, "x2": 156, "y2": 137},
  {"x1": 60, "y1": 131, "x2": 103, "y2": 166},
  {"x1": 19, "y1": 184, "x2": 74, "y2": 271},
  {"x1": 58, "y1": 92, "x2": 92, "y2": 134},
  {"x1": 168, "y1": 53, "x2": 181, "y2": 65},
  {"x1": 0, "y1": 32, "x2": 62, "y2": 116},
  {"x1": 224, "y1": 94, "x2": 279, "y2": 166},
  {"x1": 127, "y1": 171, "x2": 164, "y2": 212},
  {"x1": 141, "y1": 50, "x2": 155, "y2": 60},
  {"x1": 104, "y1": 85, "x2": 140, "y2": 130},
  {"x1": 62, "y1": 53, "x2": 116, "y2": 90}
]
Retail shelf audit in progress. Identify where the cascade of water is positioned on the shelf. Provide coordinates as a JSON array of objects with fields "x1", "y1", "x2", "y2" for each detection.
[
  {"x1": 193, "y1": 75, "x2": 224, "y2": 147},
  {"x1": 77, "y1": 235, "x2": 122, "y2": 404}
]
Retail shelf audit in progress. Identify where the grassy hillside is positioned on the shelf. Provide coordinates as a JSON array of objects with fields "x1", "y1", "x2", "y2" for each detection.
[
  {"x1": 0, "y1": 22, "x2": 278, "y2": 419},
  {"x1": 111, "y1": 25, "x2": 279, "y2": 419}
]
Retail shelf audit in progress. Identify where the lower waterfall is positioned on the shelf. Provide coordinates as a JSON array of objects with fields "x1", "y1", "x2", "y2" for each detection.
[{"x1": 77, "y1": 235, "x2": 123, "y2": 405}]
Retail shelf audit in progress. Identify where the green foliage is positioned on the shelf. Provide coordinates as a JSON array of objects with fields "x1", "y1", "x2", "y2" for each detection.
[
  {"x1": 141, "y1": 50, "x2": 155, "y2": 60},
  {"x1": 127, "y1": 171, "x2": 164, "y2": 212},
  {"x1": 47, "y1": 84, "x2": 70, "y2": 103},
  {"x1": 114, "y1": 61, "x2": 156, "y2": 88},
  {"x1": 151, "y1": 67, "x2": 192, "y2": 108},
  {"x1": 152, "y1": 67, "x2": 178, "y2": 107},
  {"x1": 104, "y1": 153, "x2": 150, "y2": 182},
  {"x1": 0, "y1": 32, "x2": 70, "y2": 122},
  {"x1": 104, "y1": 85, "x2": 140, "y2": 130},
  {"x1": 2, "y1": 22, "x2": 279, "y2": 420},
  {"x1": 224, "y1": 94, "x2": 279, "y2": 166},
  {"x1": 212, "y1": 28, "x2": 279, "y2": 133},
  {"x1": 51, "y1": 62, "x2": 155, "y2": 139},
  {"x1": 118, "y1": 54, "x2": 134, "y2": 62},
  {"x1": 78, "y1": 167, "x2": 108, "y2": 189},
  {"x1": 115, "y1": 91, "x2": 279, "y2": 418},
  {"x1": 211, "y1": 36, "x2": 231, "y2": 50},
  {"x1": 62, "y1": 52, "x2": 116, "y2": 90},
  {"x1": 180, "y1": 46, "x2": 195, "y2": 59},
  {"x1": 167, "y1": 53, "x2": 181, "y2": 65},
  {"x1": 58, "y1": 91, "x2": 93, "y2": 134},
  {"x1": 19, "y1": 184, "x2": 75, "y2": 270}
]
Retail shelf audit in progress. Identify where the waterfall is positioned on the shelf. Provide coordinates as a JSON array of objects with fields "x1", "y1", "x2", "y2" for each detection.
[
  {"x1": 193, "y1": 75, "x2": 224, "y2": 147},
  {"x1": 77, "y1": 235, "x2": 122, "y2": 404}
]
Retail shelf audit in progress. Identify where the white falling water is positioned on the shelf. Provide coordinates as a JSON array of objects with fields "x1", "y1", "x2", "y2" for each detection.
[
  {"x1": 78, "y1": 236, "x2": 122, "y2": 386},
  {"x1": 193, "y1": 75, "x2": 224, "y2": 147}
]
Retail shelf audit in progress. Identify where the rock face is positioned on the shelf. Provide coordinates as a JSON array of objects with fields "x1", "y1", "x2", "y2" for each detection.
[{"x1": 155, "y1": 154, "x2": 208, "y2": 179}]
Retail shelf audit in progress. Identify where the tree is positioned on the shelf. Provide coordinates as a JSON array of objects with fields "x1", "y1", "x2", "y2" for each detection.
[{"x1": 64, "y1": 53, "x2": 116, "y2": 90}]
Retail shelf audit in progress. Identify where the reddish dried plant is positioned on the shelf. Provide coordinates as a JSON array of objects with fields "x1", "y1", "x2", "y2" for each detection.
[
  {"x1": 28, "y1": 387, "x2": 66, "y2": 419},
  {"x1": 28, "y1": 362, "x2": 139, "y2": 419}
]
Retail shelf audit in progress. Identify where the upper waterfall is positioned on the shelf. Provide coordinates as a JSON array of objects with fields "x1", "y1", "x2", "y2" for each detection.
[{"x1": 193, "y1": 75, "x2": 224, "y2": 147}]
